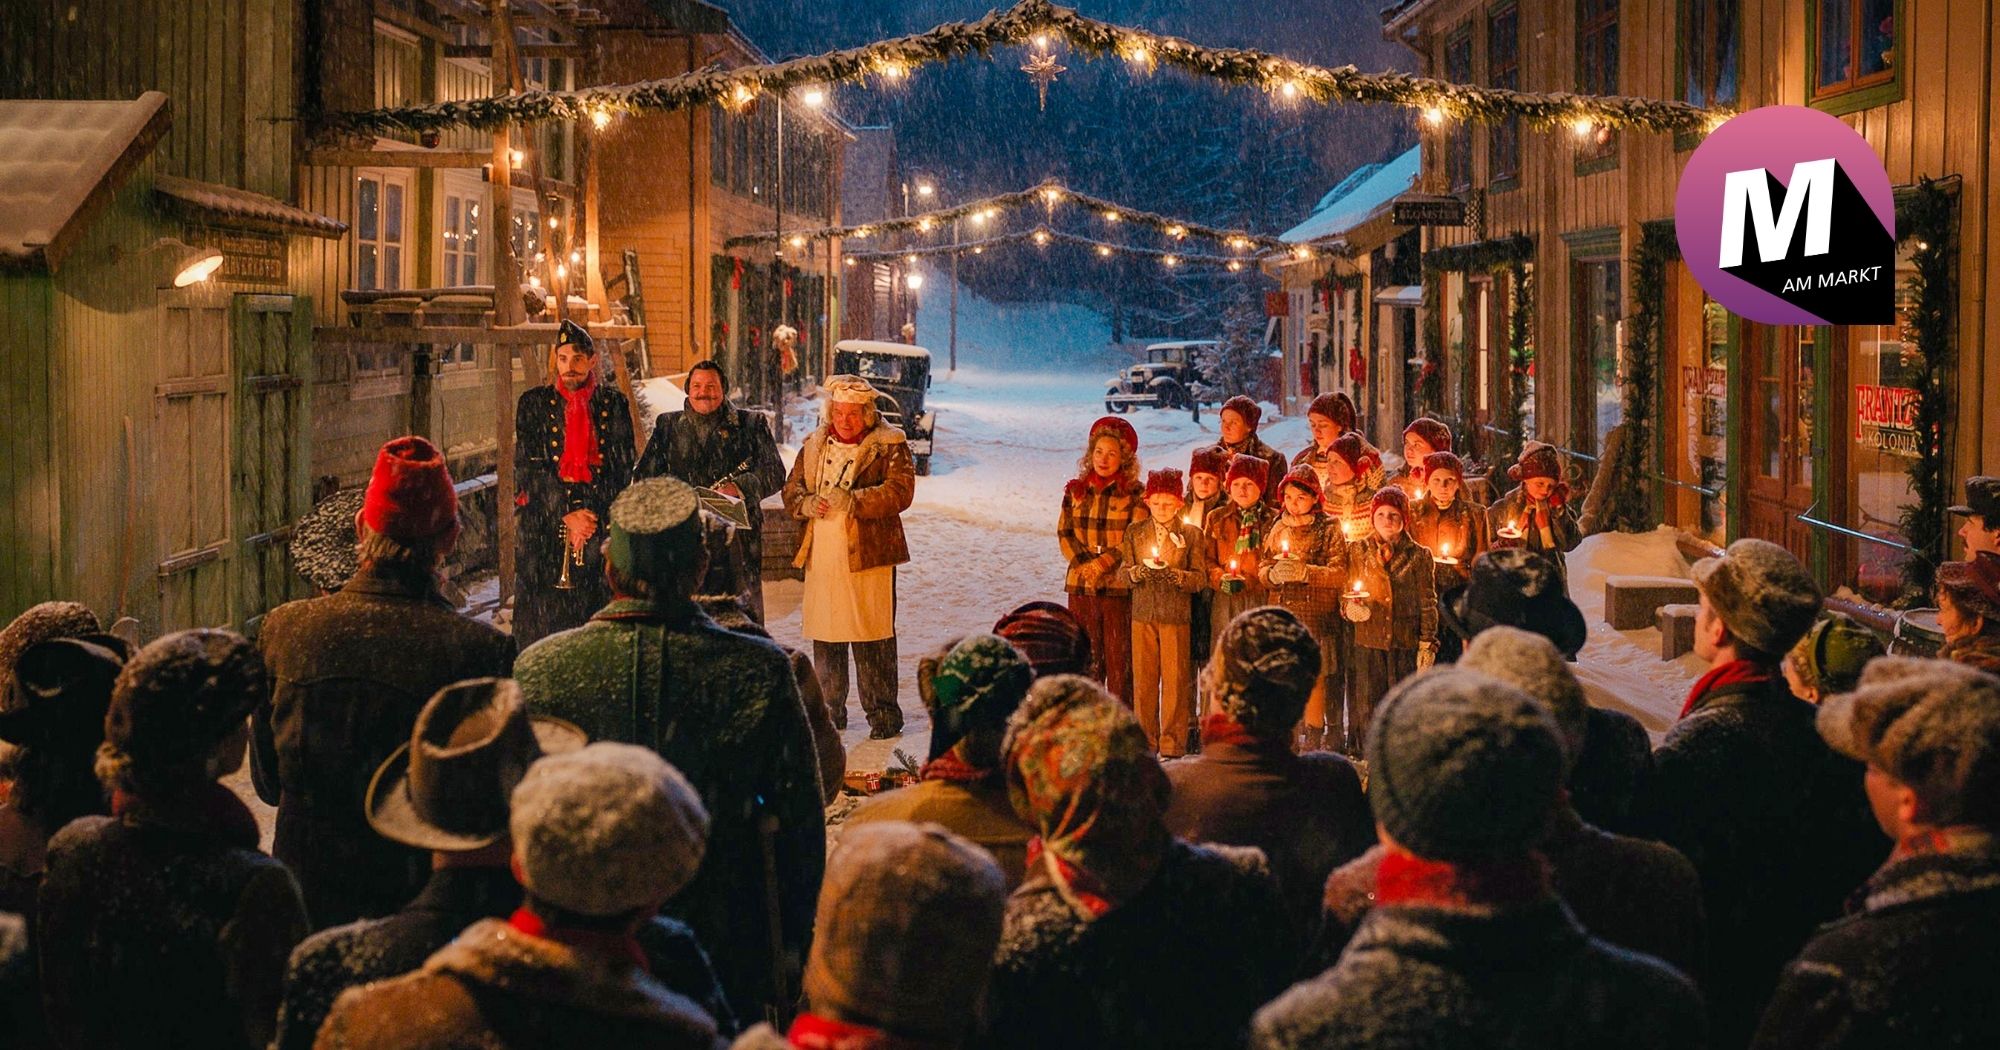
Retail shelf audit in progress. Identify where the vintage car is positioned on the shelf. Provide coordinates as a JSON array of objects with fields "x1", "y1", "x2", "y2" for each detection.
[
  {"x1": 1104, "y1": 339, "x2": 1214, "y2": 412},
  {"x1": 833, "y1": 339, "x2": 939, "y2": 475}
]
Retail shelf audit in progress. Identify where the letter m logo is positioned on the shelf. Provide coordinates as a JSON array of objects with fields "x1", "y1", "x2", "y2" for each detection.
[{"x1": 1717, "y1": 157, "x2": 1837, "y2": 269}]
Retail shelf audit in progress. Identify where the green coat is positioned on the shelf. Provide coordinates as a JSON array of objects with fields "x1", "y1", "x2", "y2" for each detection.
[{"x1": 515, "y1": 597, "x2": 826, "y2": 1025}]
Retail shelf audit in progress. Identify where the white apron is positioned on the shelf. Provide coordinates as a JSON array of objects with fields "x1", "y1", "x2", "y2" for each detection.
[{"x1": 801, "y1": 439, "x2": 896, "y2": 642}]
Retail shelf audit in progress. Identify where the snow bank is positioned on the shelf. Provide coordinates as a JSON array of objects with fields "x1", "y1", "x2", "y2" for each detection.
[{"x1": 1565, "y1": 526, "x2": 1705, "y2": 738}]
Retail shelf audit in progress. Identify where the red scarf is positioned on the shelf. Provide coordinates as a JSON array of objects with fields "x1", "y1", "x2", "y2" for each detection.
[
  {"x1": 1024, "y1": 837, "x2": 1118, "y2": 919},
  {"x1": 1679, "y1": 658, "x2": 1779, "y2": 719},
  {"x1": 507, "y1": 906, "x2": 648, "y2": 971},
  {"x1": 1374, "y1": 845, "x2": 1551, "y2": 908},
  {"x1": 918, "y1": 746, "x2": 991, "y2": 784},
  {"x1": 1199, "y1": 712, "x2": 1263, "y2": 748},
  {"x1": 556, "y1": 374, "x2": 602, "y2": 483},
  {"x1": 787, "y1": 1013, "x2": 935, "y2": 1050}
]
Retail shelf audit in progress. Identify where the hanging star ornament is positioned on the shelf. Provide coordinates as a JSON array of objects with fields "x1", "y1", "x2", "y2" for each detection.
[{"x1": 1021, "y1": 49, "x2": 1065, "y2": 111}]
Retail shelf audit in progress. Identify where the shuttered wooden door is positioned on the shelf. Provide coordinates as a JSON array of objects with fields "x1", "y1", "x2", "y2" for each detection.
[
  {"x1": 154, "y1": 296, "x2": 235, "y2": 630},
  {"x1": 232, "y1": 294, "x2": 313, "y2": 636}
]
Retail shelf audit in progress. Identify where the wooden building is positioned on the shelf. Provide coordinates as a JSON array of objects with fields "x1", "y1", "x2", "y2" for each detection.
[{"x1": 1381, "y1": 0, "x2": 1996, "y2": 602}]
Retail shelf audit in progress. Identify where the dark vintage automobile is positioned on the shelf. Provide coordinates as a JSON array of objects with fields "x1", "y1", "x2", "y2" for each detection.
[
  {"x1": 1104, "y1": 339, "x2": 1215, "y2": 412},
  {"x1": 834, "y1": 339, "x2": 939, "y2": 475}
]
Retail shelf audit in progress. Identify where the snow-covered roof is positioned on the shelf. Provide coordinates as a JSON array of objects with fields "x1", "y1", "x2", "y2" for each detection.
[
  {"x1": 836, "y1": 339, "x2": 932, "y2": 360},
  {"x1": 1280, "y1": 146, "x2": 1421, "y2": 245},
  {"x1": 154, "y1": 174, "x2": 348, "y2": 239},
  {"x1": 0, "y1": 92, "x2": 169, "y2": 271},
  {"x1": 1145, "y1": 340, "x2": 1219, "y2": 350}
]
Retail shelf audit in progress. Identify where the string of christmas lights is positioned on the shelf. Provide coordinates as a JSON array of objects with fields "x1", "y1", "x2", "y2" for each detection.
[
  {"x1": 730, "y1": 179, "x2": 1305, "y2": 254},
  {"x1": 326, "y1": 0, "x2": 1725, "y2": 137},
  {"x1": 843, "y1": 225, "x2": 1263, "y2": 270}
]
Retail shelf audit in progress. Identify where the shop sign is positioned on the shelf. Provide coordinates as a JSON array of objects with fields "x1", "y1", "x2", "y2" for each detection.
[
  {"x1": 1392, "y1": 197, "x2": 1467, "y2": 226},
  {"x1": 190, "y1": 227, "x2": 287, "y2": 285},
  {"x1": 1854, "y1": 383, "x2": 1920, "y2": 457}
]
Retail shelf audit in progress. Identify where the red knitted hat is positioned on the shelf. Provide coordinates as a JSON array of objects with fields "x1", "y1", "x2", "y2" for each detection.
[
  {"x1": 1371, "y1": 486, "x2": 1411, "y2": 520},
  {"x1": 1279, "y1": 463, "x2": 1322, "y2": 503},
  {"x1": 1189, "y1": 445, "x2": 1228, "y2": 479},
  {"x1": 1089, "y1": 415, "x2": 1139, "y2": 453},
  {"x1": 1307, "y1": 392, "x2": 1358, "y2": 433},
  {"x1": 992, "y1": 602, "x2": 1092, "y2": 679},
  {"x1": 1221, "y1": 395, "x2": 1262, "y2": 430},
  {"x1": 360, "y1": 436, "x2": 458, "y2": 543},
  {"x1": 1937, "y1": 551, "x2": 2000, "y2": 622},
  {"x1": 1144, "y1": 468, "x2": 1186, "y2": 502},
  {"x1": 1420, "y1": 451, "x2": 1466, "y2": 483},
  {"x1": 1330, "y1": 433, "x2": 1381, "y2": 476},
  {"x1": 1404, "y1": 417, "x2": 1453, "y2": 453},
  {"x1": 1508, "y1": 442, "x2": 1563, "y2": 483},
  {"x1": 1225, "y1": 453, "x2": 1270, "y2": 494}
]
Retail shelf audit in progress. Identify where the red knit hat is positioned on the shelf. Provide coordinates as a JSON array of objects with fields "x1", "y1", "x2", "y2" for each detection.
[
  {"x1": 1279, "y1": 463, "x2": 1322, "y2": 503},
  {"x1": 1937, "y1": 551, "x2": 2000, "y2": 622},
  {"x1": 1225, "y1": 453, "x2": 1270, "y2": 494},
  {"x1": 1189, "y1": 445, "x2": 1228, "y2": 479},
  {"x1": 360, "y1": 436, "x2": 458, "y2": 544},
  {"x1": 1089, "y1": 415, "x2": 1139, "y2": 452},
  {"x1": 1330, "y1": 433, "x2": 1381, "y2": 476},
  {"x1": 992, "y1": 602, "x2": 1092, "y2": 679},
  {"x1": 1508, "y1": 441, "x2": 1563, "y2": 483},
  {"x1": 1404, "y1": 417, "x2": 1453, "y2": 454},
  {"x1": 1221, "y1": 395, "x2": 1262, "y2": 430},
  {"x1": 1144, "y1": 468, "x2": 1186, "y2": 502},
  {"x1": 1307, "y1": 392, "x2": 1357, "y2": 433},
  {"x1": 1371, "y1": 486, "x2": 1411, "y2": 521},
  {"x1": 1420, "y1": 451, "x2": 1466, "y2": 483}
]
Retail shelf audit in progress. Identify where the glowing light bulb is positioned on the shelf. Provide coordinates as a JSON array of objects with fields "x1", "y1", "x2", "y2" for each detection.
[
  {"x1": 509, "y1": 148, "x2": 525, "y2": 167},
  {"x1": 1166, "y1": 224, "x2": 1186, "y2": 239},
  {"x1": 1103, "y1": 210, "x2": 1120, "y2": 222},
  {"x1": 789, "y1": 235, "x2": 806, "y2": 248},
  {"x1": 1163, "y1": 254, "x2": 1179, "y2": 267},
  {"x1": 843, "y1": 256, "x2": 856, "y2": 266},
  {"x1": 1042, "y1": 187, "x2": 1063, "y2": 204},
  {"x1": 1096, "y1": 245, "x2": 1112, "y2": 257},
  {"x1": 731, "y1": 83, "x2": 755, "y2": 106},
  {"x1": 1572, "y1": 117, "x2": 1595, "y2": 138},
  {"x1": 1279, "y1": 79, "x2": 1300, "y2": 100},
  {"x1": 1293, "y1": 245, "x2": 1313, "y2": 260},
  {"x1": 590, "y1": 107, "x2": 611, "y2": 130},
  {"x1": 1423, "y1": 106, "x2": 1445, "y2": 126},
  {"x1": 801, "y1": 86, "x2": 827, "y2": 108},
  {"x1": 1227, "y1": 260, "x2": 1244, "y2": 272},
  {"x1": 918, "y1": 217, "x2": 935, "y2": 232},
  {"x1": 1033, "y1": 230, "x2": 1050, "y2": 245}
]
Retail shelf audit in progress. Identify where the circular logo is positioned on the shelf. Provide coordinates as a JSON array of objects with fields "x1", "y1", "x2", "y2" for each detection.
[{"x1": 1674, "y1": 106, "x2": 1896, "y2": 325}]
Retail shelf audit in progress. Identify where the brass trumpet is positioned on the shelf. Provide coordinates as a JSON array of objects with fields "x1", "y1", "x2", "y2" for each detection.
[{"x1": 555, "y1": 521, "x2": 585, "y2": 589}]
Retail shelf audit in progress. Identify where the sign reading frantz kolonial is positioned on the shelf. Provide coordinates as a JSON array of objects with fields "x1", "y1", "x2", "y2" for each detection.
[
  {"x1": 1392, "y1": 197, "x2": 1467, "y2": 226},
  {"x1": 1854, "y1": 383, "x2": 1920, "y2": 457}
]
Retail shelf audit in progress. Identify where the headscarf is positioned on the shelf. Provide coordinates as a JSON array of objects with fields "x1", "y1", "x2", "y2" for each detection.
[{"x1": 1003, "y1": 675, "x2": 1171, "y2": 919}]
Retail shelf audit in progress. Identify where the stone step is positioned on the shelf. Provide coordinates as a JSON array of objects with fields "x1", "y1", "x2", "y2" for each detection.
[
  {"x1": 1657, "y1": 602, "x2": 1700, "y2": 661},
  {"x1": 1605, "y1": 575, "x2": 1701, "y2": 630}
]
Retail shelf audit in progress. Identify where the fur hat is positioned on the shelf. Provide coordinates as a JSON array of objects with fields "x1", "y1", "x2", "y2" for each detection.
[
  {"x1": 923, "y1": 634, "x2": 1033, "y2": 762},
  {"x1": 0, "y1": 635, "x2": 127, "y2": 750},
  {"x1": 1692, "y1": 538, "x2": 1824, "y2": 658},
  {"x1": 1370, "y1": 486, "x2": 1411, "y2": 521},
  {"x1": 1221, "y1": 395, "x2": 1262, "y2": 429},
  {"x1": 1210, "y1": 607, "x2": 1321, "y2": 738},
  {"x1": 605, "y1": 477, "x2": 703, "y2": 587},
  {"x1": 804, "y1": 822, "x2": 1007, "y2": 1042},
  {"x1": 106, "y1": 629, "x2": 266, "y2": 769},
  {"x1": 823, "y1": 374, "x2": 881, "y2": 406},
  {"x1": 1367, "y1": 668, "x2": 1566, "y2": 861},
  {"x1": 1144, "y1": 468, "x2": 1186, "y2": 502},
  {"x1": 1089, "y1": 414, "x2": 1139, "y2": 453},
  {"x1": 1330, "y1": 432, "x2": 1380, "y2": 477},
  {"x1": 1225, "y1": 453, "x2": 1270, "y2": 494},
  {"x1": 290, "y1": 488, "x2": 364, "y2": 592},
  {"x1": 1817, "y1": 657, "x2": 2000, "y2": 825},
  {"x1": 1420, "y1": 451, "x2": 1465, "y2": 484},
  {"x1": 992, "y1": 602, "x2": 1092, "y2": 679},
  {"x1": 1403, "y1": 417, "x2": 1453, "y2": 454},
  {"x1": 1937, "y1": 551, "x2": 2000, "y2": 623},
  {"x1": 1188, "y1": 446, "x2": 1228, "y2": 479},
  {"x1": 1459, "y1": 627, "x2": 1589, "y2": 768},
  {"x1": 0, "y1": 601, "x2": 101, "y2": 703},
  {"x1": 510, "y1": 742, "x2": 710, "y2": 917},
  {"x1": 555, "y1": 318, "x2": 594, "y2": 354},
  {"x1": 1789, "y1": 612, "x2": 1887, "y2": 697},
  {"x1": 360, "y1": 436, "x2": 459, "y2": 545},
  {"x1": 1307, "y1": 392, "x2": 1357, "y2": 432},
  {"x1": 1445, "y1": 550, "x2": 1589, "y2": 657},
  {"x1": 1278, "y1": 463, "x2": 1322, "y2": 504}
]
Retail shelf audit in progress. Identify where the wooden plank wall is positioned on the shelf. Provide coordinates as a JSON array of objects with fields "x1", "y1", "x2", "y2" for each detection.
[
  {"x1": 0, "y1": 274, "x2": 58, "y2": 621},
  {"x1": 596, "y1": 33, "x2": 702, "y2": 375}
]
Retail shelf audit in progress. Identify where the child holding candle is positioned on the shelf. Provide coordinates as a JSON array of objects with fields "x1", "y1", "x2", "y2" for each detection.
[
  {"x1": 1488, "y1": 441, "x2": 1582, "y2": 583},
  {"x1": 1318, "y1": 433, "x2": 1382, "y2": 542},
  {"x1": 1257, "y1": 464, "x2": 1348, "y2": 751},
  {"x1": 1119, "y1": 468, "x2": 1211, "y2": 756},
  {"x1": 1391, "y1": 417, "x2": 1454, "y2": 500},
  {"x1": 1183, "y1": 445, "x2": 1230, "y2": 745},
  {"x1": 1339, "y1": 487, "x2": 1438, "y2": 756},
  {"x1": 1058, "y1": 415, "x2": 1145, "y2": 703},
  {"x1": 1409, "y1": 451, "x2": 1490, "y2": 664},
  {"x1": 1205, "y1": 454, "x2": 1278, "y2": 659}
]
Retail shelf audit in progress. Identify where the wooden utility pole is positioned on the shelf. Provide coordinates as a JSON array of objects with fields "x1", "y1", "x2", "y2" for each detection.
[{"x1": 490, "y1": 0, "x2": 524, "y2": 611}]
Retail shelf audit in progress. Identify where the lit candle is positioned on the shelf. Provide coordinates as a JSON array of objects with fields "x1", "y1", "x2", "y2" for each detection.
[
  {"x1": 1280, "y1": 537, "x2": 1292, "y2": 558},
  {"x1": 1348, "y1": 579, "x2": 1369, "y2": 600},
  {"x1": 1497, "y1": 518, "x2": 1524, "y2": 540},
  {"x1": 1434, "y1": 541, "x2": 1459, "y2": 566},
  {"x1": 1228, "y1": 557, "x2": 1240, "y2": 576}
]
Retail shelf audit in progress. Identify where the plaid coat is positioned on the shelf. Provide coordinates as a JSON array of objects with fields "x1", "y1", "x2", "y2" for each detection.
[
  {"x1": 1258, "y1": 513, "x2": 1348, "y2": 625},
  {"x1": 1344, "y1": 534, "x2": 1438, "y2": 651},
  {"x1": 1059, "y1": 476, "x2": 1144, "y2": 595}
]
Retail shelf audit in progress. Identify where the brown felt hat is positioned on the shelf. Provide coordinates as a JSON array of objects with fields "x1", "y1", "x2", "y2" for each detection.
[{"x1": 367, "y1": 678, "x2": 586, "y2": 852}]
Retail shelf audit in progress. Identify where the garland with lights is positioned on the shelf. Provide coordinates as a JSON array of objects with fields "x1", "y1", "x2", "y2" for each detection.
[
  {"x1": 1604, "y1": 222, "x2": 1678, "y2": 533},
  {"x1": 730, "y1": 179, "x2": 1309, "y2": 255},
  {"x1": 326, "y1": 0, "x2": 1725, "y2": 137},
  {"x1": 1897, "y1": 176, "x2": 1958, "y2": 598},
  {"x1": 1500, "y1": 260, "x2": 1533, "y2": 465},
  {"x1": 844, "y1": 225, "x2": 1256, "y2": 270},
  {"x1": 1423, "y1": 235, "x2": 1536, "y2": 462}
]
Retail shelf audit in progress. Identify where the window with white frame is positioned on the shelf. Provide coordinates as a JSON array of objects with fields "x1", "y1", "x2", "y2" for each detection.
[
  {"x1": 355, "y1": 169, "x2": 410, "y2": 292},
  {"x1": 441, "y1": 183, "x2": 483, "y2": 288}
]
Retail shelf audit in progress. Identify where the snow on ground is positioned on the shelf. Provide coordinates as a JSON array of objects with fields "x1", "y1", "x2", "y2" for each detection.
[{"x1": 1566, "y1": 526, "x2": 1707, "y2": 739}]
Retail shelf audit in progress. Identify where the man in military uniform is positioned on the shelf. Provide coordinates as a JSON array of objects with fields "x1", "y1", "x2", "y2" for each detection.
[
  {"x1": 1951, "y1": 475, "x2": 2000, "y2": 560},
  {"x1": 635, "y1": 359, "x2": 785, "y2": 621},
  {"x1": 515, "y1": 477, "x2": 826, "y2": 1026},
  {"x1": 512, "y1": 319, "x2": 635, "y2": 648}
]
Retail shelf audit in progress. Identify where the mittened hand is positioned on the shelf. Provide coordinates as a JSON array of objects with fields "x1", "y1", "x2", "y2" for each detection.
[
  {"x1": 1269, "y1": 559, "x2": 1307, "y2": 585},
  {"x1": 1219, "y1": 576, "x2": 1246, "y2": 595}
]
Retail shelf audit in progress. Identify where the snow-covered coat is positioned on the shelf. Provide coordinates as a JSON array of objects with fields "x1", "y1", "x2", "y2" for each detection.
[
  {"x1": 1252, "y1": 898, "x2": 1705, "y2": 1050},
  {"x1": 1259, "y1": 512, "x2": 1349, "y2": 633},
  {"x1": 781, "y1": 422, "x2": 916, "y2": 573},
  {"x1": 1119, "y1": 515, "x2": 1209, "y2": 625},
  {"x1": 515, "y1": 595, "x2": 825, "y2": 1022},
  {"x1": 274, "y1": 865, "x2": 736, "y2": 1050},
  {"x1": 312, "y1": 919, "x2": 719, "y2": 1050},
  {"x1": 252, "y1": 561, "x2": 516, "y2": 928},
  {"x1": 1487, "y1": 486, "x2": 1582, "y2": 577},
  {"x1": 37, "y1": 792, "x2": 310, "y2": 1050},
  {"x1": 1315, "y1": 806, "x2": 1706, "y2": 979},
  {"x1": 513, "y1": 380, "x2": 637, "y2": 648},
  {"x1": 1409, "y1": 496, "x2": 1491, "y2": 593},
  {"x1": 1751, "y1": 836, "x2": 2000, "y2": 1050},
  {"x1": 698, "y1": 596, "x2": 845, "y2": 802},
  {"x1": 1636, "y1": 673, "x2": 1886, "y2": 1047},
  {"x1": 1344, "y1": 533, "x2": 1438, "y2": 652},
  {"x1": 1056, "y1": 475, "x2": 1144, "y2": 596},
  {"x1": 985, "y1": 839, "x2": 1292, "y2": 1050}
]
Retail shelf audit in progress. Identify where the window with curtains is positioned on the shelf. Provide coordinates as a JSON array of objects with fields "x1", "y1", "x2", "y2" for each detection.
[
  {"x1": 1681, "y1": 0, "x2": 1740, "y2": 109},
  {"x1": 354, "y1": 170, "x2": 409, "y2": 292},
  {"x1": 1444, "y1": 25, "x2": 1474, "y2": 191},
  {"x1": 1812, "y1": 0, "x2": 1898, "y2": 102},
  {"x1": 1489, "y1": 3, "x2": 1520, "y2": 182},
  {"x1": 1575, "y1": 0, "x2": 1619, "y2": 163}
]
